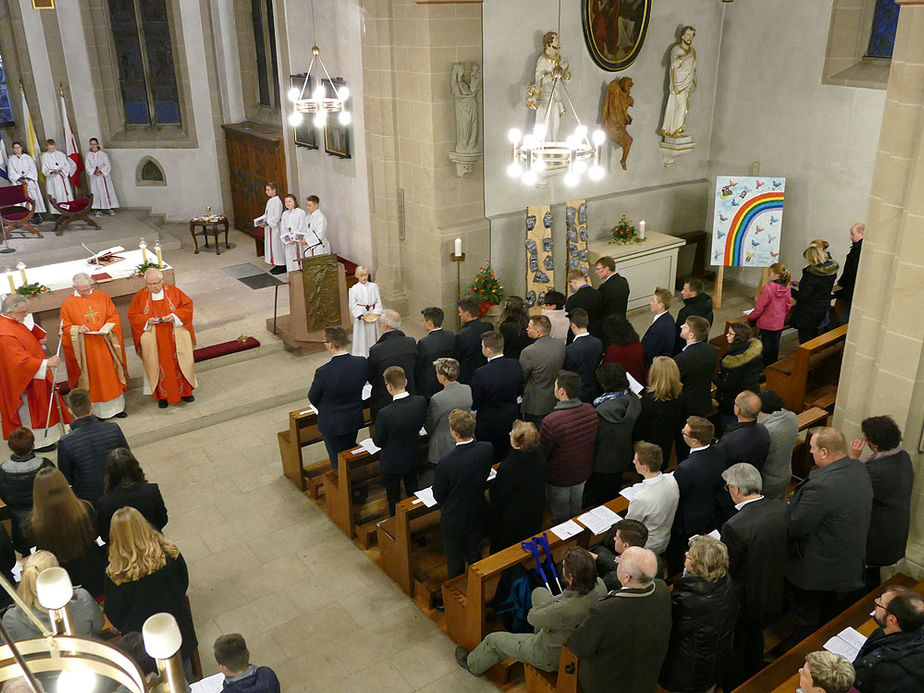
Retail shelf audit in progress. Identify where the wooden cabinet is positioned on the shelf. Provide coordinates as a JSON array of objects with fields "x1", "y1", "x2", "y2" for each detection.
[{"x1": 221, "y1": 121, "x2": 287, "y2": 256}]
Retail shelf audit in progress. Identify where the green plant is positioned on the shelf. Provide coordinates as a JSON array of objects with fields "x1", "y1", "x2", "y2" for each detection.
[
  {"x1": 15, "y1": 282, "x2": 49, "y2": 297},
  {"x1": 134, "y1": 260, "x2": 164, "y2": 277},
  {"x1": 609, "y1": 214, "x2": 638, "y2": 245},
  {"x1": 470, "y1": 263, "x2": 505, "y2": 304}
]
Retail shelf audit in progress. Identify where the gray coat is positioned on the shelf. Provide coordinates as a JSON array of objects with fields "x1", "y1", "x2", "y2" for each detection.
[
  {"x1": 759, "y1": 409, "x2": 799, "y2": 499},
  {"x1": 425, "y1": 381, "x2": 472, "y2": 463},
  {"x1": 2, "y1": 587, "x2": 104, "y2": 641},
  {"x1": 519, "y1": 335, "x2": 566, "y2": 417},
  {"x1": 786, "y1": 456, "x2": 873, "y2": 592}
]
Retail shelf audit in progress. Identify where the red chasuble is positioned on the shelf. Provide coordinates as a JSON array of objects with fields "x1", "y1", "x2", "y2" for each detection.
[{"x1": 60, "y1": 290, "x2": 129, "y2": 404}]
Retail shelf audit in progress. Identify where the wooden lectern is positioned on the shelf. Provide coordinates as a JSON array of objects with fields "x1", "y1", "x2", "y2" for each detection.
[{"x1": 267, "y1": 255, "x2": 350, "y2": 353}]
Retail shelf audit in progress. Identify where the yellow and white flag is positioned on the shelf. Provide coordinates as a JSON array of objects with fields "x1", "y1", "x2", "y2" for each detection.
[{"x1": 20, "y1": 84, "x2": 41, "y2": 182}]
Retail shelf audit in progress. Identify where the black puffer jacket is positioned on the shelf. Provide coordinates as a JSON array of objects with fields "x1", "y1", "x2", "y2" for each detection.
[
  {"x1": 57, "y1": 416, "x2": 129, "y2": 504},
  {"x1": 853, "y1": 627, "x2": 924, "y2": 693},
  {"x1": 790, "y1": 260, "x2": 838, "y2": 330},
  {"x1": 659, "y1": 574, "x2": 739, "y2": 692},
  {"x1": 714, "y1": 337, "x2": 763, "y2": 415},
  {"x1": 593, "y1": 392, "x2": 641, "y2": 475}
]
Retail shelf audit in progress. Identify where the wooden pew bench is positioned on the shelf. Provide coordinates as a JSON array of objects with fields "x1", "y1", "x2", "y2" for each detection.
[
  {"x1": 524, "y1": 644, "x2": 580, "y2": 693},
  {"x1": 764, "y1": 324, "x2": 848, "y2": 414},
  {"x1": 443, "y1": 496, "x2": 630, "y2": 654},
  {"x1": 734, "y1": 574, "x2": 921, "y2": 692},
  {"x1": 790, "y1": 406, "x2": 831, "y2": 482},
  {"x1": 277, "y1": 404, "x2": 371, "y2": 497}
]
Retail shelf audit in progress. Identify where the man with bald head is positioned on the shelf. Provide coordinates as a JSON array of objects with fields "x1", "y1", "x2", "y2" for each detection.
[
  {"x1": 717, "y1": 390, "x2": 770, "y2": 470},
  {"x1": 568, "y1": 546, "x2": 672, "y2": 692},
  {"x1": 127, "y1": 268, "x2": 196, "y2": 408},
  {"x1": 787, "y1": 426, "x2": 873, "y2": 643},
  {"x1": 60, "y1": 273, "x2": 128, "y2": 418},
  {"x1": 835, "y1": 222, "x2": 864, "y2": 323}
]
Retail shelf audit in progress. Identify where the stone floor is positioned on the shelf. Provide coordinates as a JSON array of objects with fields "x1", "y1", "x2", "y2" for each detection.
[{"x1": 13, "y1": 214, "x2": 765, "y2": 690}]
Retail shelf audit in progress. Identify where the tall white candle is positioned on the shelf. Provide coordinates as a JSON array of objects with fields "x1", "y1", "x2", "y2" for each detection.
[
  {"x1": 638, "y1": 220, "x2": 646, "y2": 240},
  {"x1": 454, "y1": 237, "x2": 463, "y2": 257}
]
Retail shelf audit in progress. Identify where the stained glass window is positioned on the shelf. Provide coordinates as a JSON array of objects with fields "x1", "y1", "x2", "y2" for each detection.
[
  {"x1": 0, "y1": 50, "x2": 15, "y2": 129},
  {"x1": 108, "y1": 0, "x2": 180, "y2": 127},
  {"x1": 251, "y1": 0, "x2": 280, "y2": 109},
  {"x1": 866, "y1": 0, "x2": 899, "y2": 59}
]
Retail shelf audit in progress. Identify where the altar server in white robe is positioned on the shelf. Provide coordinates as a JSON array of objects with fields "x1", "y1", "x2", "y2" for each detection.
[
  {"x1": 41, "y1": 139, "x2": 76, "y2": 205},
  {"x1": 349, "y1": 265, "x2": 382, "y2": 357},
  {"x1": 280, "y1": 194, "x2": 308, "y2": 273},
  {"x1": 86, "y1": 138, "x2": 120, "y2": 215},
  {"x1": 259, "y1": 182, "x2": 285, "y2": 274},
  {"x1": 7, "y1": 142, "x2": 46, "y2": 218},
  {"x1": 304, "y1": 194, "x2": 332, "y2": 257}
]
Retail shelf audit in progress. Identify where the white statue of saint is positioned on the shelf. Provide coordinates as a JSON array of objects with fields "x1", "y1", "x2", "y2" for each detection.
[
  {"x1": 527, "y1": 31, "x2": 571, "y2": 142},
  {"x1": 451, "y1": 62, "x2": 482, "y2": 154},
  {"x1": 659, "y1": 25, "x2": 697, "y2": 139}
]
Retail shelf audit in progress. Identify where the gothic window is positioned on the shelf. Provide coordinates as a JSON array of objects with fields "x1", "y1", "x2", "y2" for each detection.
[
  {"x1": 0, "y1": 48, "x2": 14, "y2": 128},
  {"x1": 251, "y1": 0, "x2": 280, "y2": 109},
  {"x1": 866, "y1": 0, "x2": 899, "y2": 59},
  {"x1": 108, "y1": 0, "x2": 181, "y2": 127}
]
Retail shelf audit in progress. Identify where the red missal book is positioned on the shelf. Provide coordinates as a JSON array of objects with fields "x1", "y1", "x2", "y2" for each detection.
[{"x1": 90, "y1": 272, "x2": 112, "y2": 281}]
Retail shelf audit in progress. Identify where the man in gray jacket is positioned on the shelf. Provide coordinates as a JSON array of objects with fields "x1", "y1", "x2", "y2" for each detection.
[
  {"x1": 424, "y1": 358, "x2": 472, "y2": 465},
  {"x1": 519, "y1": 315, "x2": 565, "y2": 427},
  {"x1": 456, "y1": 548, "x2": 606, "y2": 676},
  {"x1": 758, "y1": 390, "x2": 798, "y2": 499}
]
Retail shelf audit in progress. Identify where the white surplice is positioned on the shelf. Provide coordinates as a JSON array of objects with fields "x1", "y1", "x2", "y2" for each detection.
[
  {"x1": 305, "y1": 209, "x2": 331, "y2": 257},
  {"x1": 280, "y1": 207, "x2": 307, "y2": 272},
  {"x1": 262, "y1": 195, "x2": 284, "y2": 267},
  {"x1": 85, "y1": 150, "x2": 120, "y2": 210},
  {"x1": 40, "y1": 150, "x2": 75, "y2": 205},
  {"x1": 6, "y1": 154, "x2": 46, "y2": 213},
  {"x1": 349, "y1": 281, "x2": 382, "y2": 357}
]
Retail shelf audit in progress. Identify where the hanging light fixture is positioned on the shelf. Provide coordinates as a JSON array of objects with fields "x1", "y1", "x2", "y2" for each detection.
[
  {"x1": 286, "y1": 0, "x2": 351, "y2": 129},
  {"x1": 507, "y1": 1, "x2": 605, "y2": 187}
]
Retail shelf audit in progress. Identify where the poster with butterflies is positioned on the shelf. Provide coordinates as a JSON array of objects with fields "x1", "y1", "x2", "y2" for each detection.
[{"x1": 711, "y1": 176, "x2": 785, "y2": 268}]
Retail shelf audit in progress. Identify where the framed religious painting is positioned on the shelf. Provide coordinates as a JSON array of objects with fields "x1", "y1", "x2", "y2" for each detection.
[
  {"x1": 289, "y1": 74, "x2": 318, "y2": 150},
  {"x1": 581, "y1": 0, "x2": 651, "y2": 71},
  {"x1": 323, "y1": 77, "x2": 351, "y2": 159}
]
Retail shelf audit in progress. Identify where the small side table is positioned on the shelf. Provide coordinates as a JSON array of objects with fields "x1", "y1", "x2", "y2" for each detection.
[{"x1": 189, "y1": 215, "x2": 230, "y2": 255}]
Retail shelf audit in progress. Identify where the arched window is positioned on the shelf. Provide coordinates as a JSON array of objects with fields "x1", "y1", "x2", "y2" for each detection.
[
  {"x1": 865, "y1": 0, "x2": 899, "y2": 59},
  {"x1": 0, "y1": 49, "x2": 14, "y2": 129},
  {"x1": 137, "y1": 157, "x2": 166, "y2": 185}
]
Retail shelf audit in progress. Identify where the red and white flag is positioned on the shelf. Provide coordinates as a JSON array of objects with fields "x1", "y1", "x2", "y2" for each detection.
[{"x1": 60, "y1": 91, "x2": 83, "y2": 188}]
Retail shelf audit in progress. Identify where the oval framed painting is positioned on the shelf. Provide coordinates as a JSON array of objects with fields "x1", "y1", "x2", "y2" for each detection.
[{"x1": 581, "y1": 0, "x2": 651, "y2": 71}]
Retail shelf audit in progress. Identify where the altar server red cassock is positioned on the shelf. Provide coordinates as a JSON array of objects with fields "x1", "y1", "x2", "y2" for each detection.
[
  {"x1": 127, "y1": 269, "x2": 196, "y2": 407},
  {"x1": 0, "y1": 295, "x2": 71, "y2": 443}
]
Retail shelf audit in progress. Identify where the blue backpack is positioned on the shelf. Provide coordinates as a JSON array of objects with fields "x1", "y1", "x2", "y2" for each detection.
[{"x1": 493, "y1": 564, "x2": 535, "y2": 633}]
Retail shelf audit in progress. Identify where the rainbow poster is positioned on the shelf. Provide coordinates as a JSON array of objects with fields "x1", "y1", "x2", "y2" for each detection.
[{"x1": 711, "y1": 176, "x2": 785, "y2": 267}]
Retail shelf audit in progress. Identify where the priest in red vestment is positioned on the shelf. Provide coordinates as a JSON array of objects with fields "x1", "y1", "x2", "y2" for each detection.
[
  {"x1": 0, "y1": 295, "x2": 71, "y2": 443},
  {"x1": 127, "y1": 269, "x2": 196, "y2": 408},
  {"x1": 60, "y1": 273, "x2": 129, "y2": 418}
]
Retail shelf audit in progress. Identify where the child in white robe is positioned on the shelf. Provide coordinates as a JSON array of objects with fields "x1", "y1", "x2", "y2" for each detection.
[
  {"x1": 259, "y1": 182, "x2": 285, "y2": 274},
  {"x1": 7, "y1": 142, "x2": 46, "y2": 221},
  {"x1": 40, "y1": 139, "x2": 75, "y2": 206},
  {"x1": 349, "y1": 266, "x2": 382, "y2": 357},
  {"x1": 279, "y1": 194, "x2": 307, "y2": 273},
  {"x1": 86, "y1": 138, "x2": 120, "y2": 215}
]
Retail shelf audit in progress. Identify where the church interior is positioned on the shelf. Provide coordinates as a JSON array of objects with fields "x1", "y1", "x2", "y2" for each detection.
[{"x1": 0, "y1": 0, "x2": 922, "y2": 690}]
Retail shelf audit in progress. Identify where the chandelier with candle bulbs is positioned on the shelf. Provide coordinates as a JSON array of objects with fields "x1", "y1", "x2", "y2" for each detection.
[
  {"x1": 508, "y1": 66, "x2": 606, "y2": 188},
  {"x1": 287, "y1": 45, "x2": 352, "y2": 130}
]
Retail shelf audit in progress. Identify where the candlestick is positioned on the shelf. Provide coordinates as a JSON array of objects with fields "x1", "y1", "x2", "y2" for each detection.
[
  {"x1": 454, "y1": 237, "x2": 463, "y2": 257},
  {"x1": 638, "y1": 220, "x2": 646, "y2": 240},
  {"x1": 154, "y1": 242, "x2": 164, "y2": 267},
  {"x1": 139, "y1": 239, "x2": 148, "y2": 264},
  {"x1": 16, "y1": 261, "x2": 26, "y2": 284}
]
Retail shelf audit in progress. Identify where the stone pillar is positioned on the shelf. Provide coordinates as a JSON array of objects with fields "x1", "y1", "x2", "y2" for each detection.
[
  {"x1": 361, "y1": 0, "x2": 488, "y2": 320},
  {"x1": 833, "y1": 2, "x2": 924, "y2": 578}
]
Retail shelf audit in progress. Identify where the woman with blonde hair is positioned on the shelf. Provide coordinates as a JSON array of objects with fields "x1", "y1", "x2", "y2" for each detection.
[
  {"x1": 749, "y1": 262, "x2": 791, "y2": 364},
  {"x1": 1, "y1": 550, "x2": 103, "y2": 641},
  {"x1": 29, "y1": 467, "x2": 106, "y2": 597},
  {"x1": 659, "y1": 535, "x2": 738, "y2": 692},
  {"x1": 104, "y1": 507, "x2": 197, "y2": 676},
  {"x1": 488, "y1": 420, "x2": 547, "y2": 552},
  {"x1": 633, "y1": 356, "x2": 683, "y2": 466},
  {"x1": 791, "y1": 244, "x2": 839, "y2": 344}
]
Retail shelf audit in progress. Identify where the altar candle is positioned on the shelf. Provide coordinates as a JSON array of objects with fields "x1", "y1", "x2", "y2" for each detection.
[
  {"x1": 6, "y1": 272, "x2": 14, "y2": 293},
  {"x1": 139, "y1": 240, "x2": 148, "y2": 263},
  {"x1": 638, "y1": 220, "x2": 646, "y2": 240},
  {"x1": 154, "y1": 243, "x2": 164, "y2": 267},
  {"x1": 16, "y1": 262, "x2": 26, "y2": 283},
  {"x1": 454, "y1": 237, "x2": 462, "y2": 257}
]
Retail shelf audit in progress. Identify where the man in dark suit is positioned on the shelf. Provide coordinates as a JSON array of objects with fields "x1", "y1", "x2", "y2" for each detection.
[
  {"x1": 372, "y1": 366, "x2": 427, "y2": 515},
  {"x1": 433, "y1": 409, "x2": 494, "y2": 578},
  {"x1": 519, "y1": 315, "x2": 566, "y2": 426},
  {"x1": 416, "y1": 306, "x2": 455, "y2": 399},
  {"x1": 673, "y1": 277, "x2": 714, "y2": 354},
  {"x1": 641, "y1": 287, "x2": 675, "y2": 365},
  {"x1": 673, "y1": 315, "x2": 717, "y2": 418},
  {"x1": 787, "y1": 427, "x2": 874, "y2": 644},
  {"x1": 563, "y1": 308, "x2": 603, "y2": 403},
  {"x1": 367, "y1": 309, "x2": 418, "y2": 421},
  {"x1": 666, "y1": 416, "x2": 726, "y2": 575},
  {"x1": 720, "y1": 463, "x2": 789, "y2": 687},
  {"x1": 594, "y1": 256, "x2": 630, "y2": 320},
  {"x1": 308, "y1": 327, "x2": 368, "y2": 470},
  {"x1": 454, "y1": 297, "x2": 492, "y2": 384},
  {"x1": 470, "y1": 331, "x2": 522, "y2": 461},
  {"x1": 565, "y1": 269, "x2": 603, "y2": 341},
  {"x1": 57, "y1": 388, "x2": 129, "y2": 504},
  {"x1": 717, "y1": 390, "x2": 771, "y2": 471}
]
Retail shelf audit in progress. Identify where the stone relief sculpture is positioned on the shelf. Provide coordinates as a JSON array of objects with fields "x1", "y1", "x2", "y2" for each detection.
[
  {"x1": 659, "y1": 25, "x2": 697, "y2": 166},
  {"x1": 449, "y1": 62, "x2": 483, "y2": 177},
  {"x1": 602, "y1": 76, "x2": 634, "y2": 170},
  {"x1": 526, "y1": 32, "x2": 571, "y2": 141}
]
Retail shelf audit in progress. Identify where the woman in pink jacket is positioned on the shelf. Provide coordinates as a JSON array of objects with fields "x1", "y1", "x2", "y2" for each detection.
[{"x1": 749, "y1": 262, "x2": 791, "y2": 365}]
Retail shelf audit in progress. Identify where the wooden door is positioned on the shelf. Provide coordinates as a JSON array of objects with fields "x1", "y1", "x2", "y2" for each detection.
[{"x1": 221, "y1": 122, "x2": 288, "y2": 255}]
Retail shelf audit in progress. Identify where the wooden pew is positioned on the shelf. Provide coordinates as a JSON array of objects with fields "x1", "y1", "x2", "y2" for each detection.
[
  {"x1": 764, "y1": 324, "x2": 848, "y2": 414},
  {"x1": 733, "y1": 574, "x2": 921, "y2": 692},
  {"x1": 443, "y1": 496, "x2": 630, "y2": 652},
  {"x1": 524, "y1": 643, "x2": 579, "y2": 693},
  {"x1": 790, "y1": 406, "x2": 831, "y2": 481},
  {"x1": 277, "y1": 404, "x2": 371, "y2": 496}
]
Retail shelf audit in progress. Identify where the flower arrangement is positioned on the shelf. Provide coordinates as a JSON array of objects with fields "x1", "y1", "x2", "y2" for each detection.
[
  {"x1": 609, "y1": 215, "x2": 639, "y2": 245},
  {"x1": 470, "y1": 263, "x2": 505, "y2": 304},
  {"x1": 134, "y1": 260, "x2": 164, "y2": 277},
  {"x1": 15, "y1": 282, "x2": 49, "y2": 297}
]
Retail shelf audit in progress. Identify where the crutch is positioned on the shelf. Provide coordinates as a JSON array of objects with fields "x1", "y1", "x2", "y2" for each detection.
[
  {"x1": 521, "y1": 538, "x2": 552, "y2": 592},
  {"x1": 41, "y1": 321, "x2": 65, "y2": 440},
  {"x1": 535, "y1": 533, "x2": 563, "y2": 593}
]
